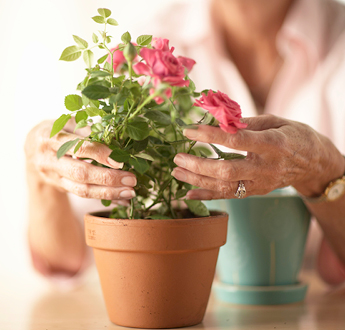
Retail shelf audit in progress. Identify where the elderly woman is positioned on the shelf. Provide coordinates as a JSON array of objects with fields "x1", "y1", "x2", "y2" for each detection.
[{"x1": 25, "y1": 0, "x2": 345, "y2": 284}]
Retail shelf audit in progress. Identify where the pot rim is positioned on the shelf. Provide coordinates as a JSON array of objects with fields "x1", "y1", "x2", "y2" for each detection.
[{"x1": 85, "y1": 210, "x2": 228, "y2": 226}]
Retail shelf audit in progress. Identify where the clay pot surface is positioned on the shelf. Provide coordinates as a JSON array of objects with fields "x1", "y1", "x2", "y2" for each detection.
[{"x1": 85, "y1": 211, "x2": 228, "y2": 329}]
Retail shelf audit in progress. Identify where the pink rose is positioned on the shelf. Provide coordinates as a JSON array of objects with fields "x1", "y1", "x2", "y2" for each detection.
[
  {"x1": 152, "y1": 37, "x2": 172, "y2": 52},
  {"x1": 133, "y1": 46, "x2": 196, "y2": 87},
  {"x1": 194, "y1": 90, "x2": 247, "y2": 134}
]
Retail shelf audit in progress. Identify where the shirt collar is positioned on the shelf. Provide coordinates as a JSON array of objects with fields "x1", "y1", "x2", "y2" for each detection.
[{"x1": 276, "y1": 0, "x2": 326, "y2": 69}]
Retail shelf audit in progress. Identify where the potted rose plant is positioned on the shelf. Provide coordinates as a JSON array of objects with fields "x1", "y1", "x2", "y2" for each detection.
[{"x1": 52, "y1": 8, "x2": 245, "y2": 328}]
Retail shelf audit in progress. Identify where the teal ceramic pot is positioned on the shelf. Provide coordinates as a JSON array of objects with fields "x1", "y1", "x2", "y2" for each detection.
[
  {"x1": 206, "y1": 188, "x2": 311, "y2": 304},
  {"x1": 207, "y1": 188, "x2": 311, "y2": 286}
]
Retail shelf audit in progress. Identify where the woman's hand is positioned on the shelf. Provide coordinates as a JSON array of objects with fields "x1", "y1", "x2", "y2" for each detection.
[
  {"x1": 25, "y1": 120, "x2": 136, "y2": 202},
  {"x1": 172, "y1": 114, "x2": 345, "y2": 200}
]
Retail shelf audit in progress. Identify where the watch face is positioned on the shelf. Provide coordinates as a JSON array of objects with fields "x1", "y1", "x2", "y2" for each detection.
[{"x1": 328, "y1": 182, "x2": 345, "y2": 201}]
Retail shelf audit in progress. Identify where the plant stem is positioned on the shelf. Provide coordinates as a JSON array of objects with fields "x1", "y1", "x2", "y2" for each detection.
[
  {"x1": 128, "y1": 91, "x2": 160, "y2": 121},
  {"x1": 129, "y1": 199, "x2": 134, "y2": 219},
  {"x1": 187, "y1": 141, "x2": 197, "y2": 154}
]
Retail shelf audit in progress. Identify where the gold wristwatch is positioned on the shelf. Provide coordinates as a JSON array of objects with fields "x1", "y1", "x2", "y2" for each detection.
[{"x1": 302, "y1": 175, "x2": 345, "y2": 203}]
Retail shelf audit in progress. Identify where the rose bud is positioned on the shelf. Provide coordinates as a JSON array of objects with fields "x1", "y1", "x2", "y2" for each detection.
[{"x1": 123, "y1": 42, "x2": 137, "y2": 63}]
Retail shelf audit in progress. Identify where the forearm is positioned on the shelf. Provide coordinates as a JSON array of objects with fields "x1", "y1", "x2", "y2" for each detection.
[
  {"x1": 27, "y1": 169, "x2": 87, "y2": 276},
  {"x1": 302, "y1": 150, "x2": 345, "y2": 284}
]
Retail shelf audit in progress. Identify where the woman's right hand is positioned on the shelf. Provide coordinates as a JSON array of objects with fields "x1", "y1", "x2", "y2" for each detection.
[{"x1": 24, "y1": 120, "x2": 136, "y2": 201}]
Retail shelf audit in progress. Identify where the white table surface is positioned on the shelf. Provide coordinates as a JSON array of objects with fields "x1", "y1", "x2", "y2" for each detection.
[{"x1": 1, "y1": 270, "x2": 345, "y2": 330}]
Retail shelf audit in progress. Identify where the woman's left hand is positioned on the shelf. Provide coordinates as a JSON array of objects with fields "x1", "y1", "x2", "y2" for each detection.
[{"x1": 172, "y1": 114, "x2": 345, "y2": 200}]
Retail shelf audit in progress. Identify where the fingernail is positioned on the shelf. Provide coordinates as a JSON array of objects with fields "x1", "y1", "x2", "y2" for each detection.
[
  {"x1": 107, "y1": 157, "x2": 124, "y2": 169},
  {"x1": 121, "y1": 176, "x2": 137, "y2": 187},
  {"x1": 171, "y1": 168, "x2": 187, "y2": 181},
  {"x1": 119, "y1": 190, "x2": 136, "y2": 198},
  {"x1": 183, "y1": 128, "x2": 199, "y2": 139},
  {"x1": 173, "y1": 154, "x2": 186, "y2": 168}
]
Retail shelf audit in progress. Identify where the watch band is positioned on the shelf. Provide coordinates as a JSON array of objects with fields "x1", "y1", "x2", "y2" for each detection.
[{"x1": 301, "y1": 175, "x2": 345, "y2": 204}]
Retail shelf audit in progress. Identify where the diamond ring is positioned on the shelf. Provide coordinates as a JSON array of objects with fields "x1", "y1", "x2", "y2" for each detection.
[{"x1": 234, "y1": 180, "x2": 246, "y2": 199}]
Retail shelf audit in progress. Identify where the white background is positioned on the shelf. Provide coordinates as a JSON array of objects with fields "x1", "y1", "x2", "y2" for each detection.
[
  {"x1": 0, "y1": 0, "x2": 186, "y2": 289},
  {"x1": 0, "y1": 0, "x2": 344, "y2": 288}
]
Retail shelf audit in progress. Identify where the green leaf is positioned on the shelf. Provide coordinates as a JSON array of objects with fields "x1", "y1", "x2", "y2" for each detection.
[
  {"x1": 107, "y1": 18, "x2": 118, "y2": 26},
  {"x1": 104, "y1": 61, "x2": 112, "y2": 72},
  {"x1": 75, "y1": 119, "x2": 88, "y2": 130},
  {"x1": 176, "y1": 189, "x2": 188, "y2": 199},
  {"x1": 175, "y1": 118, "x2": 187, "y2": 127},
  {"x1": 91, "y1": 123, "x2": 104, "y2": 133},
  {"x1": 59, "y1": 46, "x2": 82, "y2": 61},
  {"x1": 74, "y1": 139, "x2": 84, "y2": 153},
  {"x1": 50, "y1": 114, "x2": 71, "y2": 138},
  {"x1": 222, "y1": 153, "x2": 246, "y2": 160},
  {"x1": 90, "y1": 70, "x2": 111, "y2": 77},
  {"x1": 101, "y1": 199, "x2": 112, "y2": 207},
  {"x1": 210, "y1": 144, "x2": 246, "y2": 160},
  {"x1": 134, "y1": 153, "x2": 154, "y2": 161},
  {"x1": 209, "y1": 144, "x2": 223, "y2": 157},
  {"x1": 121, "y1": 31, "x2": 131, "y2": 44},
  {"x1": 64, "y1": 94, "x2": 83, "y2": 111},
  {"x1": 83, "y1": 50, "x2": 94, "y2": 68},
  {"x1": 98, "y1": 8, "x2": 111, "y2": 18},
  {"x1": 92, "y1": 16, "x2": 105, "y2": 24},
  {"x1": 92, "y1": 33, "x2": 99, "y2": 43},
  {"x1": 73, "y1": 35, "x2": 88, "y2": 49},
  {"x1": 133, "y1": 138, "x2": 148, "y2": 152},
  {"x1": 82, "y1": 85, "x2": 111, "y2": 100},
  {"x1": 81, "y1": 94, "x2": 89, "y2": 106},
  {"x1": 57, "y1": 138, "x2": 80, "y2": 159},
  {"x1": 193, "y1": 146, "x2": 212, "y2": 157},
  {"x1": 109, "y1": 148, "x2": 130, "y2": 162},
  {"x1": 129, "y1": 157, "x2": 150, "y2": 175},
  {"x1": 85, "y1": 106, "x2": 100, "y2": 117},
  {"x1": 184, "y1": 199, "x2": 210, "y2": 217},
  {"x1": 136, "y1": 35, "x2": 152, "y2": 46},
  {"x1": 97, "y1": 54, "x2": 108, "y2": 64},
  {"x1": 126, "y1": 118, "x2": 150, "y2": 141},
  {"x1": 145, "y1": 110, "x2": 171, "y2": 126},
  {"x1": 75, "y1": 110, "x2": 88, "y2": 123}
]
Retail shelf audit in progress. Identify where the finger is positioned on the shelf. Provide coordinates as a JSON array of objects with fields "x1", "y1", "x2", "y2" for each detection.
[
  {"x1": 112, "y1": 200, "x2": 130, "y2": 206},
  {"x1": 183, "y1": 125, "x2": 286, "y2": 153},
  {"x1": 50, "y1": 132, "x2": 122, "y2": 169},
  {"x1": 173, "y1": 153, "x2": 255, "y2": 181},
  {"x1": 60, "y1": 178, "x2": 136, "y2": 200},
  {"x1": 51, "y1": 156, "x2": 136, "y2": 187},
  {"x1": 185, "y1": 188, "x2": 244, "y2": 200},
  {"x1": 172, "y1": 167, "x2": 244, "y2": 198},
  {"x1": 241, "y1": 114, "x2": 288, "y2": 131}
]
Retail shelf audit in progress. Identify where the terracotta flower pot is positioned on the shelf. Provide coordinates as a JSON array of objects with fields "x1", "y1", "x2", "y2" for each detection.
[{"x1": 85, "y1": 211, "x2": 228, "y2": 329}]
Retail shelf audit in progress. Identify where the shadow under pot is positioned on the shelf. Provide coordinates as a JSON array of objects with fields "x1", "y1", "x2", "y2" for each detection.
[{"x1": 85, "y1": 211, "x2": 228, "y2": 329}]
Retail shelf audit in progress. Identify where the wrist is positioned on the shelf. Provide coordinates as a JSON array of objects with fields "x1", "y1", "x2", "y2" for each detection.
[{"x1": 295, "y1": 154, "x2": 345, "y2": 201}]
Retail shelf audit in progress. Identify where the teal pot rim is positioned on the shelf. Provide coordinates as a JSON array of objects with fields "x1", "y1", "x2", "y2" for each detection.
[
  {"x1": 213, "y1": 280, "x2": 308, "y2": 305},
  {"x1": 250, "y1": 186, "x2": 300, "y2": 198}
]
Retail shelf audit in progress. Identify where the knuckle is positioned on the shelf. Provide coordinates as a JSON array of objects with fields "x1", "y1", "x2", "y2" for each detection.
[
  {"x1": 101, "y1": 188, "x2": 114, "y2": 200},
  {"x1": 74, "y1": 184, "x2": 90, "y2": 198},
  {"x1": 219, "y1": 163, "x2": 234, "y2": 181},
  {"x1": 219, "y1": 182, "x2": 233, "y2": 198},
  {"x1": 70, "y1": 165, "x2": 88, "y2": 183},
  {"x1": 101, "y1": 169, "x2": 116, "y2": 186}
]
